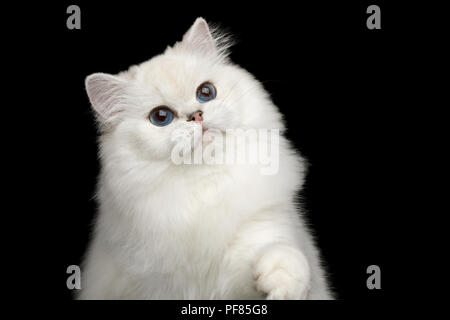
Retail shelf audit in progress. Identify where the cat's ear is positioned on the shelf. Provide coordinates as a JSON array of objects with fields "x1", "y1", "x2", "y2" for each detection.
[
  {"x1": 180, "y1": 18, "x2": 217, "y2": 55},
  {"x1": 85, "y1": 73, "x2": 129, "y2": 121}
]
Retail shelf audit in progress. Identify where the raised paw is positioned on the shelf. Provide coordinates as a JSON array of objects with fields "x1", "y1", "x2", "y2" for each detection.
[{"x1": 253, "y1": 244, "x2": 311, "y2": 300}]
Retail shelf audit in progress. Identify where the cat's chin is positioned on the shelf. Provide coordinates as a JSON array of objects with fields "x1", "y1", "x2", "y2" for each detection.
[{"x1": 203, "y1": 126, "x2": 225, "y2": 134}]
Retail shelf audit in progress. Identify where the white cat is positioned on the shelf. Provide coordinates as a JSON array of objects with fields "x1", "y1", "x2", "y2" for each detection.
[{"x1": 79, "y1": 18, "x2": 334, "y2": 300}]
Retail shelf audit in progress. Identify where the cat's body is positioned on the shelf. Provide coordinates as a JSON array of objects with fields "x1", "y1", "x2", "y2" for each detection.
[{"x1": 79, "y1": 18, "x2": 333, "y2": 300}]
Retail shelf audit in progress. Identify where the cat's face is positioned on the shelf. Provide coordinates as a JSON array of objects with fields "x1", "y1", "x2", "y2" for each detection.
[{"x1": 86, "y1": 18, "x2": 282, "y2": 162}]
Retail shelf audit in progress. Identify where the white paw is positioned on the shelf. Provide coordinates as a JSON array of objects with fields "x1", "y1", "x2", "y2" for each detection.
[{"x1": 253, "y1": 244, "x2": 311, "y2": 300}]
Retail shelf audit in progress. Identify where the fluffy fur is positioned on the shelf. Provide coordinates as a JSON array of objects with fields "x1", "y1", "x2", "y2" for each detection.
[{"x1": 79, "y1": 18, "x2": 333, "y2": 299}]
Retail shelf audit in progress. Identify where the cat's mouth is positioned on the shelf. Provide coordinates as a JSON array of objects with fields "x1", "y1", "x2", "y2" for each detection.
[
  {"x1": 202, "y1": 125, "x2": 225, "y2": 135},
  {"x1": 188, "y1": 122, "x2": 226, "y2": 140}
]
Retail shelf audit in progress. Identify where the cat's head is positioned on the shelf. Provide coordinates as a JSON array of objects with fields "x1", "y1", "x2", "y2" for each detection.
[{"x1": 86, "y1": 18, "x2": 283, "y2": 162}]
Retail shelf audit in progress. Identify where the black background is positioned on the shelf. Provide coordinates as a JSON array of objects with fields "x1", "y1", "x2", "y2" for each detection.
[{"x1": 9, "y1": 0, "x2": 438, "y2": 307}]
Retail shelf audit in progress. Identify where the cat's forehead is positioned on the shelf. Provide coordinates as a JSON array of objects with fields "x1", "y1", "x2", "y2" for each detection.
[{"x1": 137, "y1": 54, "x2": 212, "y2": 101}]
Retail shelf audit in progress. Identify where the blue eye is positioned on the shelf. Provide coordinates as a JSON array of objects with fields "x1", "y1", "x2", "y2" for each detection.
[
  {"x1": 196, "y1": 82, "x2": 216, "y2": 102},
  {"x1": 149, "y1": 106, "x2": 174, "y2": 126}
]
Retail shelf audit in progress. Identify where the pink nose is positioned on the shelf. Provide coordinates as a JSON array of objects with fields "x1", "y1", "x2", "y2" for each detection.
[{"x1": 190, "y1": 111, "x2": 203, "y2": 122}]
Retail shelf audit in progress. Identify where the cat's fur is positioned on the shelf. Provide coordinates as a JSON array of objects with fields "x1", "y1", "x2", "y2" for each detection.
[{"x1": 79, "y1": 18, "x2": 333, "y2": 299}]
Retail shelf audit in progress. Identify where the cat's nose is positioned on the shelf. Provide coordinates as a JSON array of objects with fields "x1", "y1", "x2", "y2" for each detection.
[{"x1": 189, "y1": 111, "x2": 203, "y2": 122}]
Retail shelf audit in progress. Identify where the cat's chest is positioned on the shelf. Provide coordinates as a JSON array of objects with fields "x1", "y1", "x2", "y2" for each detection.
[
  {"x1": 134, "y1": 167, "x2": 234, "y2": 219},
  {"x1": 103, "y1": 168, "x2": 240, "y2": 272}
]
